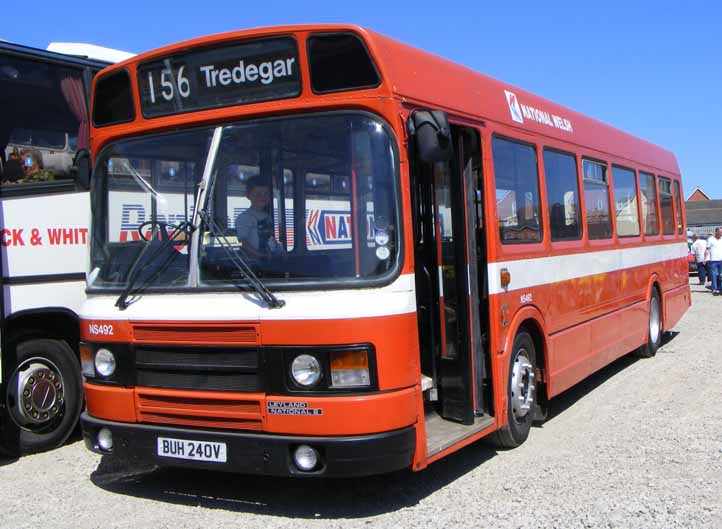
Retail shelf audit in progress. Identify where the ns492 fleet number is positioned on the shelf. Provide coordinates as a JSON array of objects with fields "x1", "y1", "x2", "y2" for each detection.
[{"x1": 88, "y1": 323, "x2": 114, "y2": 336}]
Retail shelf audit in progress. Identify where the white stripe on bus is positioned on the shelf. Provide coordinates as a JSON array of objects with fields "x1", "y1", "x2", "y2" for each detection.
[
  {"x1": 486, "y1": 242, "x2": 687, "y2": 295},
  {"x1": 80, "y1": 242, "x2": 687, "y2": 321}
]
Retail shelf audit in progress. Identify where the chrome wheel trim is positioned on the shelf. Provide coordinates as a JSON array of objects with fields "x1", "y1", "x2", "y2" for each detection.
[
  {"x1": 9, "y1": 357, "x2": 65, "y2": 431},
  {"x1": 511, "y1": 349, "x2": 535, "y2": 422},
  {"x1": 649, "y1": 296, "x2": 661, "y2": 345}
]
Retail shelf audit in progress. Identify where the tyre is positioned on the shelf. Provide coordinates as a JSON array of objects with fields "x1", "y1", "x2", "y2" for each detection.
[
  {"x1": 2, "y1": 338, "x2": 82, "y2": 455},
  {"x1": 489, "y1": 330, "x2": 537, "y2": 448},
  {"x1": 636, "y1": 289, "x2": 662, "y2": 358}
]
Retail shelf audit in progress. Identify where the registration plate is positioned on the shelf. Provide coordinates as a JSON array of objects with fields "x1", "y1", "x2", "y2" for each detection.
[{"x1": 157, "y1": 437, "x2": 227, "y2": 463}]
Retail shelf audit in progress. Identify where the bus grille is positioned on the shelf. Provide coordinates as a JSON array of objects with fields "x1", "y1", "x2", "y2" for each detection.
[
  {"x1": 136, "y1": 391, "x2": 263, "y2": 430},
  {"x1": 132, "y1": 323, "x2": 259, "y2": 344},
  {"x1": 134, "y1": 346, "x2": 263, "y2": 392}
]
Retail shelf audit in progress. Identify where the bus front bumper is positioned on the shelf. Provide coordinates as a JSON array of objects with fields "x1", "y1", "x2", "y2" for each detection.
[{"x1": 81, "y1": 413, "x2": 415, "y2": 477}]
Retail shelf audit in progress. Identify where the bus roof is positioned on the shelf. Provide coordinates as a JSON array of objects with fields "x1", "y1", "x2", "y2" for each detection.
[
  {"x1": 102, "y1": 24, "x2": 679, "y2": 176},
  {"x1": 46, "y1": 42, "x2": 134, "y2": 64},
  {"x1": 0, "y1": 40, "x2": 111, "y2": 68}
]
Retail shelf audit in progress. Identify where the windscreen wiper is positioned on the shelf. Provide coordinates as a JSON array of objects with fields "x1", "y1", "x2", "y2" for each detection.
[
  {"x1": 198, "y1": 210, "x2": 285, "y2": 309},
  {"x1": 115, "y1": 222, "x2": 195, "y2": 310}
]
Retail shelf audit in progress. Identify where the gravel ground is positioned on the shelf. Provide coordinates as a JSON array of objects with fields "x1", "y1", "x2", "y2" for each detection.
[{"x1": 2, "y1": 280, "x2": 720, "y2": 529}]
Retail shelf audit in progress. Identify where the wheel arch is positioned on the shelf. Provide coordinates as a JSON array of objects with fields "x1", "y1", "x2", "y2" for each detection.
[
  {"x1": 645, "y1": 274, "x2": 664, "y2": 330},
  {"x1": 502, "y1": 306, "x2": 548, "y2": 381},
  {"x1": 3, "y1": 307, "x2": 80, "y2": 352},
  {"x1": 498, "y1": 305, "x2": 549, "y2": 425}
]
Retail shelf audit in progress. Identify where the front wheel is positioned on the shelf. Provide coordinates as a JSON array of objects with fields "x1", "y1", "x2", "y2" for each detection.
[
  {"x1": 636, "y1": 289, "x2": 662, "y2": 358},
  {"x1": 489, "y1": 330, "x2": 537, "y2": 448},
  {"x1": 2, "y1": 338, "x2": 82, "y2": 455}
]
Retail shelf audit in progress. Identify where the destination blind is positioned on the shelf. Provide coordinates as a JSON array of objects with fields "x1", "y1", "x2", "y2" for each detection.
[{"x1": 137, "y1": 37, "x2": 300, "y2": 118}]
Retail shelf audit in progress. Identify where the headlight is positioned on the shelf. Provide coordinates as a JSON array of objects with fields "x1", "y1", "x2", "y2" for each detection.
[
  {"x1": 290, "y1": 354, "x2": 322, "y2": 387},
  {"x1": 94, "y1": 348, "x2": 116, "y2": 377},
  {"x1": 293, "y1": 444, "x2": 320, "y2": 472}
]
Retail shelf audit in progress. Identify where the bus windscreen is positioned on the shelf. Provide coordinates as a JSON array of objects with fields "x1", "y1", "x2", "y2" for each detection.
[{"x1": 137, "y1": 37, "x2": 300, "y2": 118}]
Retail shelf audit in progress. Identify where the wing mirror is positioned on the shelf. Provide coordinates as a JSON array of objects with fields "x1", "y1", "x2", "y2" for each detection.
[
  {"x1": 72, "y1": 149, "x2": 91, "y2": 190},
  {"x1": 408, "y1": 109, "x2": 452, "y2": 163}
]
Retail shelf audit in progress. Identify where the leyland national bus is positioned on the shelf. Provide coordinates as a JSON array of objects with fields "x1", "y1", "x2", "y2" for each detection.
[
  {"x1": 0, "y1": 42, "x2": 131, "y2": 456},
  {"x1": 79, "y1": 25, "x2": 689, "y2": 477}
]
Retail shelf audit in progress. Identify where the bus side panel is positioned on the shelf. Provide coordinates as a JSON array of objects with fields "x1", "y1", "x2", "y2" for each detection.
[
  {"x1": 548, "y1": 299, "x2": 647, "y2": 398},
  {"x1": 663, "y1": 283, "x2": 691, "y2": 332},
  {"x1": 1, "y1": 191, "x2": 89, "y2": 281},
  {"x1": 3, "y1": 281, "x2": 86, "y2": 315},
  {"x1": 547, "y1": 322, "x2": 591, "y2": 398}
]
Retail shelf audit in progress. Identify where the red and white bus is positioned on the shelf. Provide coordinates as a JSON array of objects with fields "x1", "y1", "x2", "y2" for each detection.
[
  {"x1": 79, "y1": 25, "x2": 689, "y2": 476},
  {"x1": 0, "y1": 42, "x2": 112, "y2": 455}
]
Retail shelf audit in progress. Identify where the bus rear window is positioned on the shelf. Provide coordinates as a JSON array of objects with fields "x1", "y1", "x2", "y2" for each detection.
[
  {"x1": 93, "y1": 70, "x2": 134, "y2": 126},
  {"x1": 308, "y1": 33, "x2": 380, "y2": 93}
]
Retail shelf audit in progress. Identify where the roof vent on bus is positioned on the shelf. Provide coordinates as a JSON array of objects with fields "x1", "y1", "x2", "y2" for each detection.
[{"x1": 307, "y1": 33, "x2": 380, "y2": 93}]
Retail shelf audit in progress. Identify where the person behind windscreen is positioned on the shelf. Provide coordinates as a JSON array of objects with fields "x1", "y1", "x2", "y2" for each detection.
[
  {"x1": 234, "y1": 177, "x2": 281, "y2": 260},
  {"x1": 691, "y1": 233, "x2": 708, "y2": 285},
  {"x1": 705, "y1": 228, "x2": 722, "y2": 295}
]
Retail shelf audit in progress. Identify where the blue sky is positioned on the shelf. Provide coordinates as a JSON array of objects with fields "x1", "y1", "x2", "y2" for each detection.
[{"x1": 5, "y1": 1, "x2": 720, "y2": 197}]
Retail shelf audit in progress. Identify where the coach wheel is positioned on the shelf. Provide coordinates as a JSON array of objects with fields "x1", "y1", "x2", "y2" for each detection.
[
  {"x1": 4, "y1": 339, "x2": 82, "y2": 455},
  {"x1": 489, "y1": 330, "x2": 537, "y2": 448},
  {"x1": 637, "y1": 289, "x2": 662, "y2": 358}
]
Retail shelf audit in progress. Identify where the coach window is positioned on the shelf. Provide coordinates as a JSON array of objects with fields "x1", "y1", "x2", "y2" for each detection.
[
  {"x1": 492, "y1": 136, "x2": 542, "y2": 244},
  {"x1": 543, "y1": 149, "x2": 581, "y2": 240},
  {"x1": 658, "y1": 177, "x2": 675, "y2": 235},
  {"x1": 673, "y1": 180, "x2": 683, "y2": 234},
  {"x1": 639, "y1": 172, "x2": 659, "y2": 236},
  {"x1": 582, "y1": 159, "x2": 612, "y2": 239},
  {"x1": 612, "y1": 166, "x2": 640, "y2": 237},
  {"x1": 1, "y1": 58, "x2": 89, "y2": 190}
]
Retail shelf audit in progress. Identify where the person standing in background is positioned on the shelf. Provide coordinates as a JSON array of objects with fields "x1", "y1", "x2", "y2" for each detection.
[
  {"x1": 691, "y1": 233, "x2": 708, "y2": 285},
  {"x1": 705, "y1": 228, "x2": 722, "y2": 295}
]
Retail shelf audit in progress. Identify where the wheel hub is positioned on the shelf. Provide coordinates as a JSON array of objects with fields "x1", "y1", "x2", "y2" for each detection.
[
  {"x1": 12, "y1": 361, "x2": 65, "y2": 427},
  {"x1": 649, "y1": 296, "x2": 661, "y2": 344},
  {"x1": 511, "y1": 349, "x2": 535, "y2": 421}
]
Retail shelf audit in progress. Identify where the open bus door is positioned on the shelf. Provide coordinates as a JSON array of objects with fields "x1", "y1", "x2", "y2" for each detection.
[{"x1": 409, "y1": 110, "x2": 492, "y2": 454}]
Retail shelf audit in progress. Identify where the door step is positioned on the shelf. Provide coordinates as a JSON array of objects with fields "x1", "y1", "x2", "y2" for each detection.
[{"x1": 424, "y1": 406, "x2": 495, "y2": 457}]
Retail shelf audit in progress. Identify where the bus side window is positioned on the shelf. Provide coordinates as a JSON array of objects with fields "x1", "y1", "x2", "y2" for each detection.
[
  {"x1": 673, "y1": 180, "x2": 684, "y2": 234},
  {"x1": 612, "y1": 166, "x2": 640, "y2": 237},
  {"x1": 543, "y1": 149, "x2": 581, "y2": 241},
  {"x1": 639, "y1": 172, "x2": 659, "y2": 236},
  {"x1": 658, "y1": 177, "x2": 675, "y2": 235},
  {"x1": 492, "y1": 136, "x2": 542, "y2": 244},
  {"x1": 582, "y1": 159, "x2": 613, "y2": 240},
  {"x1": 1, "y1": 58, "x2": 90, "y2": 188}
]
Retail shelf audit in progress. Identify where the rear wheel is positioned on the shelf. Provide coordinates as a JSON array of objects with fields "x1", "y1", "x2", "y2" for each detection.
[
  {"x1": 637, "y1": 289, "x2": 662, "y2": 358},
  {"x1": 2, "y1": 338, "x2": 82, "y2": 455},
  {"x1": 489, "y1": 330, "x2": 537, "y2": 448}
]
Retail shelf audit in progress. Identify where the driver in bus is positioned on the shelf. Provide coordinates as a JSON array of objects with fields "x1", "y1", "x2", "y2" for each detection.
[{"x1": 235, "y1": 176, "x2": 283, "y2": 260}]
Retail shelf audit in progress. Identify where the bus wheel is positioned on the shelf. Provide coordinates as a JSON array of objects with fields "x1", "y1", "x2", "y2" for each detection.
[
  {"x1": 636, "y1": 289, "x2": 662, "y2": 358},
  {"x1": 4, "y1": 339, "x2": 82, "y2": 455},
  {"x1": 490, "y1": 330, "x2": 537, "y2": 448}
]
